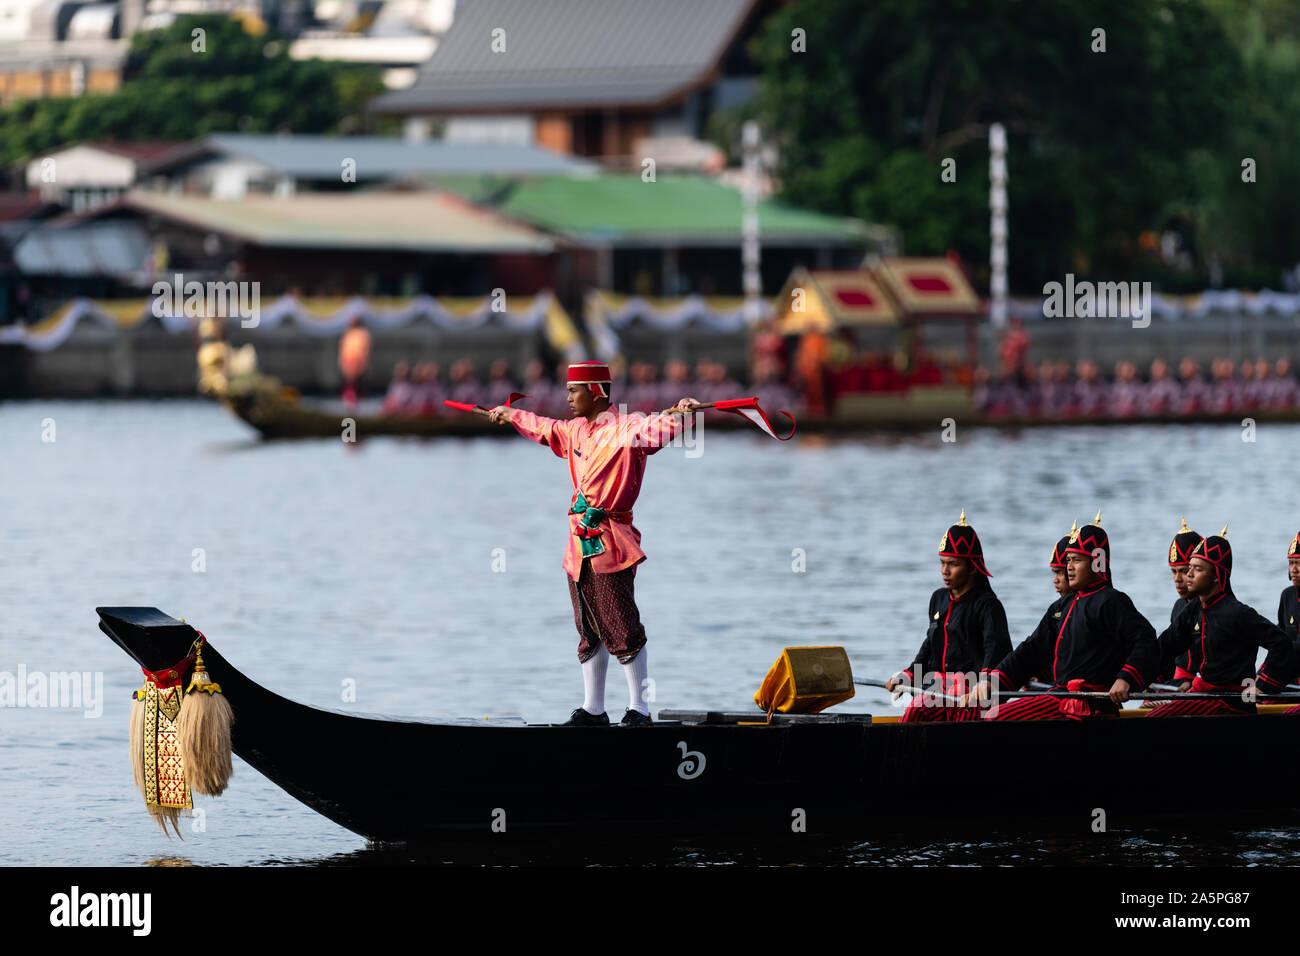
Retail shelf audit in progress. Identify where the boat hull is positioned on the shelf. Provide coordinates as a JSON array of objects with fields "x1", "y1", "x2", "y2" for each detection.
[
  {"x1": 98, "y1": 607, "x2": 1300, "y2": 842},
  {"x1": 220, "y1": 386, "x2": 1300, "y2": 440}
]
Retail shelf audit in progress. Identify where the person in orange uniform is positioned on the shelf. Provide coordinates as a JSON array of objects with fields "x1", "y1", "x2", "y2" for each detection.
[
  {"x1": 488, "y1": 361, "x2": 700, "y2": 727},
  {"x1": 338, "y1": 317, "x2": 372, "y2": 407}
]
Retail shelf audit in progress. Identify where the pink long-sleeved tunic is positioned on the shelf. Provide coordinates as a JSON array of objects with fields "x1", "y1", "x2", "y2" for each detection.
[{"x1": 509, "y1": 408, "x2": 683, "y2": 581}]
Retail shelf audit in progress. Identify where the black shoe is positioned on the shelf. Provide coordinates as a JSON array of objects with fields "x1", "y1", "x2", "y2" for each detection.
[
  {"x1": 563, "y1": 707, "x2": 610, "y2": 727},
  {"x1": 619, "y1": 709, "x2": 653, "y2": 727}
]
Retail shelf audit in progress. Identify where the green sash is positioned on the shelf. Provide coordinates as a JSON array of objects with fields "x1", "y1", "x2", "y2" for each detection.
[{"x1": 569, "y1": 491, "x2": 608, "y2": 558}]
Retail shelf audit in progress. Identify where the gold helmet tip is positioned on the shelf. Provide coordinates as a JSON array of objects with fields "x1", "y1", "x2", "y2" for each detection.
[
  {"x1": 956, "y1": 506, "x2": 968, "y2": 527},
  {"x1": 1093, "y1": 509, "x2": 1102, "y2": 526},
  {"x1": 1220, "y1": 523, "x2": 1229, "y2": 537},
  {"x1": 1179, "y1": 516, "x2": 1189, "y2": 532}
]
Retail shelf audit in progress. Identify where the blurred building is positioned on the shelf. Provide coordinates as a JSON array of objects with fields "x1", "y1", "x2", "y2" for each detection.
[
  {"x1": 0, "y1": 0, "x2": 128, "y2": 103},
  {"x1": 52, "y1": 188, "x2": 557, "y2": 294},
  {"x1": 132, "y1": 132, "x2": 597, "y2": 197},
  {"x1": 372, "y1": 0, "x2": 778, "y2": 167},
  {"x1": 288, "y1": 0, "x2": 457, "y2": 89},
  {"x1": 25, "y1": 141, "x2": 178, "y2": 210},
  {"x1": 431, "y1": 173, "x2": 881, "y2": 300}
]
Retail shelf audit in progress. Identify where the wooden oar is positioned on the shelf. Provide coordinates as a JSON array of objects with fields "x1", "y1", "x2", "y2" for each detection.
[
  {"x1": 1036, "y1": 679, "x2": 1187, "y2": 693},
  {"x1": 853, "y1": 678, "x2": 965, "y2": 705},
  {"x1": 856, "y1": 678, "x2": 1300, "y2": 703}
]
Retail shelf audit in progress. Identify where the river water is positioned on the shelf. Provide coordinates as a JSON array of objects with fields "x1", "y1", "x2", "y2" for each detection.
[{"x1": 2, "y1": 400, "x2": 1298, "y2": 865}]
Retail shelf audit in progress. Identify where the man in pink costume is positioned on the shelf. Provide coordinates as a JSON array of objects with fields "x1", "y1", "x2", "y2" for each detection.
[{"x1": 488, "y1": 360, "x2": 700, "y2": 727}]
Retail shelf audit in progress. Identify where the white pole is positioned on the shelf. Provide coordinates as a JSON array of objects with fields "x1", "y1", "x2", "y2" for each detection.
[
  {"x1": 989, "y1": 122, "x2": 1008, "y2": 329},
  {"x1": 742, "y1": 120, "x2": 762, "y2": 325}
]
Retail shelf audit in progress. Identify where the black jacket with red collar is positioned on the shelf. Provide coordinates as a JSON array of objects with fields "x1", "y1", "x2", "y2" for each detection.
[
  {"x1": 990, "y1": 579, "x2": 1157, "y2": 691},
  {"x1": 1279, "y1": 585, "x2": 1300, "y2": 639},
  {"x1": 1172, "y1": 596, "x2": 1198, "y2": 678},
  {"x1": 1158, "y1": 588, "x2": 1297, "y2": 691},
  {"x1": 902, "y1": 575, "x2": 1011, "y2": 684}
]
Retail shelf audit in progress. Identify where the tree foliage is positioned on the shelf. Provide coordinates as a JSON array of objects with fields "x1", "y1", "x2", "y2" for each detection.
[
  {"x1": 0, "y1": 16, "x2": 387, "y2": 167},
  {"x1": 741, "y1": 0, "x2": 1285, "y2": 290}
]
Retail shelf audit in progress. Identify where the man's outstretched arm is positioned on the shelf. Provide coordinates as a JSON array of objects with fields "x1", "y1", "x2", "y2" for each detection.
[
  {"x1": 488, "y1": 406, "x2": 571, "y2": 458},
  {"x1": 632, "y1": 397, "x2": 703, "y2": 451}
]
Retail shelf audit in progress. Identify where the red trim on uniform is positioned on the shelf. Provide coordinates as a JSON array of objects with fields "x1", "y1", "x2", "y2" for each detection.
[
  {"x1": 1050, "y1": 594, "x2": 1080, "y2": 682},
  {"x1": 1199, "y1": 606, "x2": 1208, "y2": 670},
  {"x1": 940, "y1": 597, "x2": 956, "y2": 672},
  {"x1": 1257, "y1": 672, "x2": 1285, "y2": 693}
]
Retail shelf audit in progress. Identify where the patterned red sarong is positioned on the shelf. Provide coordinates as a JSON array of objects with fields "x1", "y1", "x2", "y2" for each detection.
[
  {"x1": 899, "y1": 672, "x2": 981, "y2": 722},
  {"x1": 983, "y1": 681, "x2": 1116, "y2": 721},
  {"x1": 982, "y1": 694, "x2": 1077, "y2": 721},
  {"x1": 568, "y1": 563, "x2": 646, "y2": 665},
  {"x1": 1145, "y1": 676, "x2": 1253, "y2": 717}
]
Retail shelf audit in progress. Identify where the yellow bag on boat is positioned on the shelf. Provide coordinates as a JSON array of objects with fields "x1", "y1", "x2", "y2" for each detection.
[{"x1": 754, "y1": 646, "x2": 855, "y2": 714}]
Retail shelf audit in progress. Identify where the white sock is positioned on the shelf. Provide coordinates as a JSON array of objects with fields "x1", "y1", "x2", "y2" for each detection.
[
  {"x1": 582, "y1": 645, "x2": 610, "y2": 715},
  {"x1": 623, "y1": 647, "x2": 650, "y2": 715}
]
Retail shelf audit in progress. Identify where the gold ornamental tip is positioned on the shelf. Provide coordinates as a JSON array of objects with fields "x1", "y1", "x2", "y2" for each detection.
[
  {"x1": 1179, "y1": 516, "x2": 1189, "y2": 532},
  {"x1": 1220, "y1": 523, "x2": 1229, "y2": 537},
  {"x1": 1093, "y1": 509, "x2": 1103, "y2": 526},
  {"x1": 956, "y1": 506, "x2": 969, "y2": 527}
]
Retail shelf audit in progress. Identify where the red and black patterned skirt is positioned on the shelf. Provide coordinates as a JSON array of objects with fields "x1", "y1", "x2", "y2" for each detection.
[{"x1": 568, "y1": 563, "x2": 647, "y2": 665}]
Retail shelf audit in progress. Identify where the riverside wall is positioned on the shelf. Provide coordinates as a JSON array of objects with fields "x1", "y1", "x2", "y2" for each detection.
[{"x1": 2, "y1": 313, "x2": 1298, "y2": 398}]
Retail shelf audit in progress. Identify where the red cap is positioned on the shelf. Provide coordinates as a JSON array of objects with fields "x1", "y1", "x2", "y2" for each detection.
[{"x1": 567, "y1": 361, "x2": 611, "y2": 398}]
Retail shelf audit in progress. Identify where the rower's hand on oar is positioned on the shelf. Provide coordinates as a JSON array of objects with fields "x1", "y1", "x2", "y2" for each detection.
[
  {"x1": 487, "y1": 405, "x2": 514, "y2": 425},
  {"x1": 1176, "y1": 681, "x2": 1192, "y2": 693},
  {"x1": 884, "y1": 674, "x2": 908, "y2": 700},
  {"x1": 1108, "y1": 678, "x2": 1131, "y2": 705},
  {"x1": 960, "y1": 680, "x2": 992, "y2": 708},
  {"x1": 672, "y1": 397, "x2": 702, "y2": 414}
]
